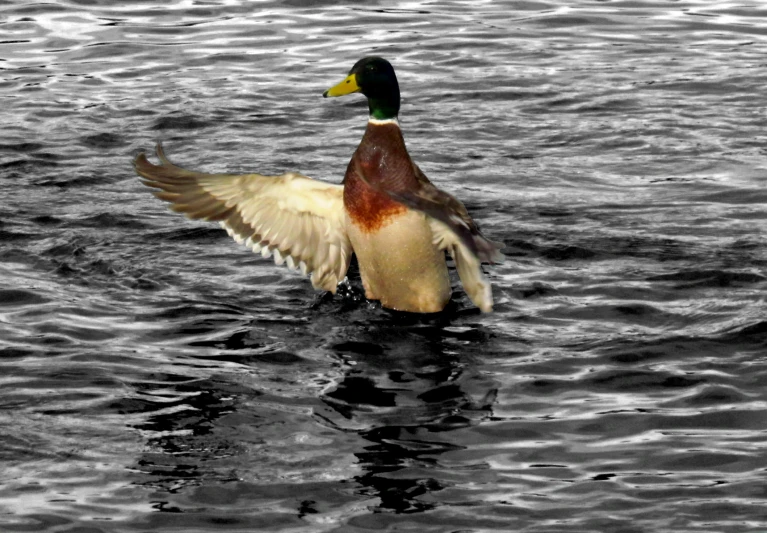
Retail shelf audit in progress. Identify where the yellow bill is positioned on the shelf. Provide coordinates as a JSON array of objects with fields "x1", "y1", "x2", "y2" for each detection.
[{"x1": 323, "y1": 74, "x2": 360, "y2": 97}]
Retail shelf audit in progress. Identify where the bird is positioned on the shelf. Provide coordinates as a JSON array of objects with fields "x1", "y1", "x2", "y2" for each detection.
[{"x1": 134, "y1": 56, "x2": 503, "y2": 313}]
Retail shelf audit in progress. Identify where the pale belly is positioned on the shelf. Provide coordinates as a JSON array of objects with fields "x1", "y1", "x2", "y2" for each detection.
[{"x1": 346, "y1": 210, "x2": 451, "y2": 313}]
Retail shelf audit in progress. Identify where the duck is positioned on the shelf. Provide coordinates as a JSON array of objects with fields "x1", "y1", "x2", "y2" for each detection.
[{"x1": 134, "y1": 56, "x2": 503, "y2": 313}]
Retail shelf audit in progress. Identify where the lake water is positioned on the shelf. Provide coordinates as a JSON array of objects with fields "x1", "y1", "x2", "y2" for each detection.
[{"x1": 1, "y1": 1, "x2": 767, "y2": 531}]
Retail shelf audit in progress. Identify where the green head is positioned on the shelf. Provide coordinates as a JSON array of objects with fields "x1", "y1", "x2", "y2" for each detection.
[{"x1": 323, "y1": 56, "x2": 400, "y2": 120}]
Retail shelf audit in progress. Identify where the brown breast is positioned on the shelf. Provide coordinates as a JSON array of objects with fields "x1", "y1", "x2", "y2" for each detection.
[
  {"x1": 342, "y1": 122, "x2": 417, "y2": 233},
  {"x1": 344, "y1": 168, "x2": 406, "y2": 233}
]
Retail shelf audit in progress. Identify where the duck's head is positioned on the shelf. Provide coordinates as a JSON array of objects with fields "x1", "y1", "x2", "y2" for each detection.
[{"x1": 323, "y1": 56, "x2": 400, "y2": 121}]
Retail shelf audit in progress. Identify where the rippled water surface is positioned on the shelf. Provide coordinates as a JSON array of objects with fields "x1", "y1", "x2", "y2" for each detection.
[{"x1": 2, "y1": 1, "x2": 767, "y2": 531}]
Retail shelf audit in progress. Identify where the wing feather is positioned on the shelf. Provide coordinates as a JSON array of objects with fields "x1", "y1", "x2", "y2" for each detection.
[
  {"x1": 389, "y1": 165, "x2": 504, "y2": 264},
  {"x1": 429, "y1": 219, "x2": 495, "y2": 313},
  {"x1": 408, "y1": 167, "x2": 503, "y2": 312},
  {"x1": 135, "y1": 144, "x2": 351, "y2": 293}
]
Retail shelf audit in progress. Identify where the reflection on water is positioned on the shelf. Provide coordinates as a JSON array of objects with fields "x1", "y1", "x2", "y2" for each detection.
[{"x1": 2, "y1": 0, "x2": 767, "y2": 531}]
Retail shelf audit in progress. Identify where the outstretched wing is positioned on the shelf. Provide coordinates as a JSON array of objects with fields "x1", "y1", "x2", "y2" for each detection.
[{"x1": 134, "y1": 144, "x2": 352, "y2": 293}]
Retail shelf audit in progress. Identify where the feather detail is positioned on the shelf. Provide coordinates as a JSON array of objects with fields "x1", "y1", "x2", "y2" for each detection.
[
  {"x1": 429, "y1": 218, "x2": 496, "y2": 312},
  {"x1": 135, "y1": 144, "x2": 352, "y2": 293}
]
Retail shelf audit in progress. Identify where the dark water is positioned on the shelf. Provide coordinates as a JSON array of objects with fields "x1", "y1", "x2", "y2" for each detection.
[{"x1": 2, "y1": 1, "x2": 767, "y2": 531}]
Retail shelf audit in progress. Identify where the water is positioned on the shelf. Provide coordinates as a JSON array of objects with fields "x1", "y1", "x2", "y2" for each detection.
[{"x1": 2, "y1": 0, "x2": 767, "y2": 531}]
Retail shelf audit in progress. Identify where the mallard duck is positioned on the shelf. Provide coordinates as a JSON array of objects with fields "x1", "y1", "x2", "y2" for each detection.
[{"x1": 134, "y1": 56, "x2": 503, "y2": 313}]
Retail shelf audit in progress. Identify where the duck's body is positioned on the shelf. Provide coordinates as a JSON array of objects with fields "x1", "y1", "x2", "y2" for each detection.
[
  {"x1": 135, "y1": 57, "x2": 502, "y2": 313},
  {"x1": 342, "y1": 119, "x2": 451, "y2": 312}
]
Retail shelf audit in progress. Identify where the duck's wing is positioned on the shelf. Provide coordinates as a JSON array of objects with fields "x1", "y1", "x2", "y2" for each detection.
[
  {"x1": 389, "y1": 165, "x2": 504, "y2": 264},
  {"x1": 429, "y1": 218, "x2": 495, "y2": 312},
  {"x1": 388, "y1": 165, "x2": 504, "y2": 313},
  {"x1": 134, "y1": 144, "x2": 352, "y2": 293}
]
